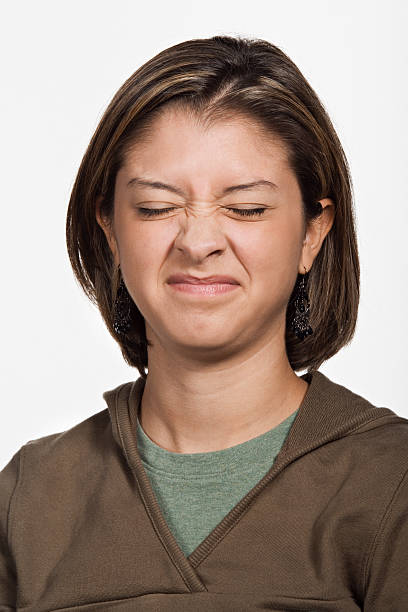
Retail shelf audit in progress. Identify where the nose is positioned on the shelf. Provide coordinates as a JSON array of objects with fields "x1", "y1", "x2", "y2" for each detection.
[{"x1": 173, "y1": 209, "x2": 228, "y2": 263}]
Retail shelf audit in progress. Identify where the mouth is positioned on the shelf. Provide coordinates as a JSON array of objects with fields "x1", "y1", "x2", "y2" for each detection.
[{"x1": 167, "y1": 281, "x2": 240, "y2": 296}]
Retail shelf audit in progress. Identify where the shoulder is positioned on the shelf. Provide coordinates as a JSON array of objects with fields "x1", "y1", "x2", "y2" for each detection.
[
  {"x1": 0, "y1": 407, "x2": 115, "y2": 511},
  {"x1": 0, "y1": 407, "x2": 123, "y2": 548},
  {"x1": 301, "y1": 372, "x2": 408, "y2": 498},
  {"x1": 349, "y1": 403, "x2": 408, "y2": 463},
  {"x1": 23, "y1": 407, "x2": 112, "y2": 462},
  {"x1": 0, "y1": 409, "x2": 112, "y2": 540},
  {"x1": 315, "y1": 370, "x2": 408, "y2": 444},
  {"x1": 335, "y1": 388, "x2": 408, "y2": 503},
  {"x1": 340, "y1": 378, "x2": 408, "y2": 470}
]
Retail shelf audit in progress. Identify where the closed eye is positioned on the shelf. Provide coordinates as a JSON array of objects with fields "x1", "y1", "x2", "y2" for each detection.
[
  {"x1": 137, "y1": 207, "x2": 267, "y2": 217},
  {"x1": 230, "y1": 207, "x2": 266, "y2": 217}
]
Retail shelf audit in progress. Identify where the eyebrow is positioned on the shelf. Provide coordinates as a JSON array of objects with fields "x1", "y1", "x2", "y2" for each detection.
[{"x1": 126, "y1": 177, "x2": 278, "y2": 197}]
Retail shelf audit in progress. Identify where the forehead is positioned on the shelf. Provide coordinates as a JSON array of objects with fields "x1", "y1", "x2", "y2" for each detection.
[
  {"x1": 117, "y1": 107, "x2": 296, "y2": 198},
  {"x1": 124, "y1": 107, "x2": 289, "y2": 163}
]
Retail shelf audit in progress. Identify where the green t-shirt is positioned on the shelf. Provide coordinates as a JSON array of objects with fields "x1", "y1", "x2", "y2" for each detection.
[{"x1": 136, "y1": 409, "x2": 299, "y2": 558}]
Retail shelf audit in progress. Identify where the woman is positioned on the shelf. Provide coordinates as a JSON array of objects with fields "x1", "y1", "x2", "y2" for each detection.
[{"x1": 1, "y1": 35, "x2": 407, "y2": 611}]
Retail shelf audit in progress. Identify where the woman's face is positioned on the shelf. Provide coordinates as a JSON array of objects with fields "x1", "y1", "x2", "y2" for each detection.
[{"x1": 98, "y1": 108, "x2": 316, "y2": 359}]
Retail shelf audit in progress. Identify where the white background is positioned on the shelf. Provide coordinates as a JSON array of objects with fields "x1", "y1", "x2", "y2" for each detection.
[{"x1": 1, "y1": 0, "x2": 407, "y2": 469}]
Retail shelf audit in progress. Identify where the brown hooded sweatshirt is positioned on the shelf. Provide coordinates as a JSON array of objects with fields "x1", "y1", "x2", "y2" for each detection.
[{"x1": 1, "y1": 370, "x2": 407, "y2": 611}]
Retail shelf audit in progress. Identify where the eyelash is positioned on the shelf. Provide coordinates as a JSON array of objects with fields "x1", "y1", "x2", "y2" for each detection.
[{"x1": 137, "y1": 207, "x2": 266, "y2": 217}]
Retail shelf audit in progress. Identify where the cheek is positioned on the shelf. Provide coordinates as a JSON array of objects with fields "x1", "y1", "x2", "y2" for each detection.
[
  {"x1": 244, "y1": 218, "x2": 302, "y2": 273},
  {"x1": 117, "y1": 214, "x2": 164, "y2": 263},
  {"x1": 116, "y1": 221, "x2": 168, "y2": 306},
  {"x1": 245, "y1": 217, "x2": 303, "y2": 313}
]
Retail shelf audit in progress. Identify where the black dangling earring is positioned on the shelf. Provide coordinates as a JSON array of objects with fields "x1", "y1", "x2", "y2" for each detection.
[
  {"x1": 113, "y1": 269, "x2": 133, "y2": 335},
  {"x1": 291, "y1": 266, "x2": 314, "y2": 341}
]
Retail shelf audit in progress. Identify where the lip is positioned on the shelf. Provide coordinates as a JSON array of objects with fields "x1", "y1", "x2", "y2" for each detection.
[
  {"x1": 168, "y1": 282, "x2": 239, "y2": 296},
  {"x1": 167, "y1": 274, "x2": 239, "y2": 285}
]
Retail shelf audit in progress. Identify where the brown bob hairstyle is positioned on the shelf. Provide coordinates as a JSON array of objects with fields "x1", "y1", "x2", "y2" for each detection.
[{"x1": 66, "y1": 35, "x2": 359, "y2": 381}]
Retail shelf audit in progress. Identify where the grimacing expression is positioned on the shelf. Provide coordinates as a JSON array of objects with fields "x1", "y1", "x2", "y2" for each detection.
[{"x1": 97, "y1": 108, "x2": 318, "y2": 360}]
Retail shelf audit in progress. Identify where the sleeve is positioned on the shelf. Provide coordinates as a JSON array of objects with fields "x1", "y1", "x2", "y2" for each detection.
[
  {"x1": 0, "y1": 449, "x2": 22, "y2": 612},
  {"x1": 363, "y1": 466, "x2": 408, "y2": 610}
]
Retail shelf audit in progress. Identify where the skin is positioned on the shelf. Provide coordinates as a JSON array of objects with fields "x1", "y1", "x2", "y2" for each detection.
[{"x1": 96, "y1": 107, "x2": 335, "y2": 454}]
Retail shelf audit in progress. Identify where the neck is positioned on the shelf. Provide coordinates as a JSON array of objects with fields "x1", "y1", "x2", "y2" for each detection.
[{"x1": 138, "y1": 333, "x2": 308, "y2": 454}]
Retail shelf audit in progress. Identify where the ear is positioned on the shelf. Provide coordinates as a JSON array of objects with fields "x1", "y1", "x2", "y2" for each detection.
[
  {"x1": 95, "y1": 196, "x2": 120, "y2": 267},
  {"x1": 299, "y1": 198, "x2": 335, "y2": 273}
]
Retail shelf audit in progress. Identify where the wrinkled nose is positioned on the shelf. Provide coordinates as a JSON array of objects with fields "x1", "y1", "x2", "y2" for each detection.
[{"x1": 173, "y1": 211, "x2": 228, "y2": 263}]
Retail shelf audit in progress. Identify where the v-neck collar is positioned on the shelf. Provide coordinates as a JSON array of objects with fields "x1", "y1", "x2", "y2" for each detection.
[{"x1": 103, "y1": 370, "x2": 398, "y2": 591}]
